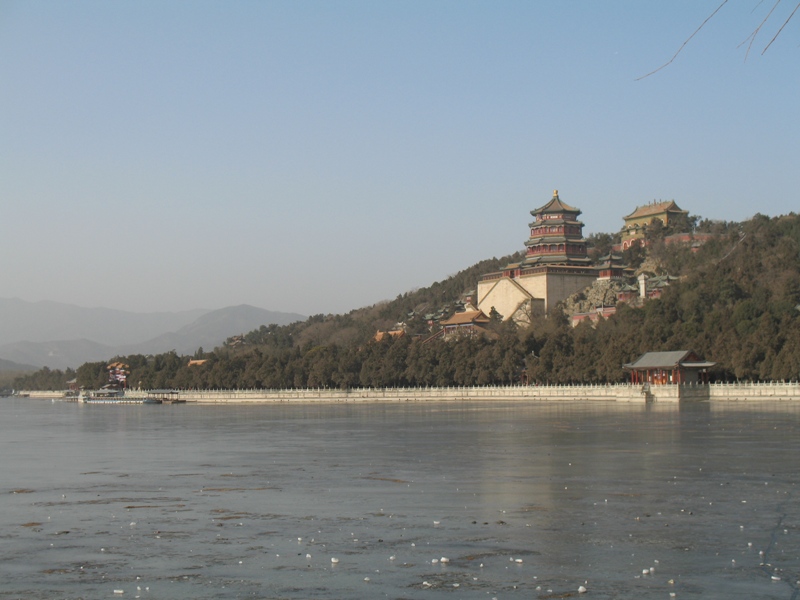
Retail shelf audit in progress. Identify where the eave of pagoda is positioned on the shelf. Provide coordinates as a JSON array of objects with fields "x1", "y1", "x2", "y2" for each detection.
[
  {"x1": 522, "y1": 255, "x2": 593, "y2": 266},
  {"x1": 528, "y1": 217, "x2": 584, "y2": 227},
  {"x1": 525, "y1": 235, "x2": 588, "y2": 246}
]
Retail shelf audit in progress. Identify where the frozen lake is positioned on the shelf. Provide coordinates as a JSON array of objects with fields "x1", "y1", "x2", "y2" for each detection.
[{"x1": 1, "y1": 398, "x2": 798, "y2": 599}]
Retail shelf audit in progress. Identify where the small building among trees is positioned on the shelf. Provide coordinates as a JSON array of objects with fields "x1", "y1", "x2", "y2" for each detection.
[{"x1": 424, "y1": 306, "x2": 497, "y2": 342}]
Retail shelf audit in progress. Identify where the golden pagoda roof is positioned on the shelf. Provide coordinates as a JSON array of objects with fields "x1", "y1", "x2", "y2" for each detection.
[
  {"x1": 439, "y1": 310, "x2": 491, "y2": 326},
  {"x1": 623, "y1": 200, "x2": 687, "y2": 221}
]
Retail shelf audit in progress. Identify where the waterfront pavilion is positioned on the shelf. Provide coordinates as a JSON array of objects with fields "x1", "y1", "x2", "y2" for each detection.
[{"x1": 623, "y1": 350, "x2": 715, "y2": 385}]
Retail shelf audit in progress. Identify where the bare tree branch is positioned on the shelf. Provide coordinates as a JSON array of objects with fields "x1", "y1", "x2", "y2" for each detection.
[
  {"x1": 761, "y1": 1, "x2": 800, "y2": 53},
  {"x1": 738, "y1": 0, "x2": 781, "y2": 60},
  {"x1": 636, "y1": 0, "x2": 729, "y2": 80}
]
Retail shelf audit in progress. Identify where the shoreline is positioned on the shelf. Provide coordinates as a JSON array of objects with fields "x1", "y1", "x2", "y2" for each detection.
[{"x1": 15, "y1": 381, "x2": 800, "y2": 403}]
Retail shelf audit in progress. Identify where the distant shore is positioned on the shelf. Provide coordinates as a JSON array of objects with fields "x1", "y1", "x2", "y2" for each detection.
[{"x1": 15, "y1": 382, "x2": 800, "y2": 404}]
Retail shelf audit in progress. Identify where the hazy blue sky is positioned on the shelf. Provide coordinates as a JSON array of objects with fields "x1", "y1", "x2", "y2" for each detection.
[{"x1": 2, "y1": 1, "x2": 798, "y2": 316}]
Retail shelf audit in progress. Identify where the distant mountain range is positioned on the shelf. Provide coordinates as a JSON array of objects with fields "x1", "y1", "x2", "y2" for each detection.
[
  {"x1": 0, "y1": 299, "x2": 305, "y2": 370},
  {"x1": 0, "y1": 356, "x2": 38, "y2": 373}
]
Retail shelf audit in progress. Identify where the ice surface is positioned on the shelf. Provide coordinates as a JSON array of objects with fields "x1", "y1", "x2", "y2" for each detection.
[{"x1": 1, "y1": 398, "x2": 798, "y2": 598}]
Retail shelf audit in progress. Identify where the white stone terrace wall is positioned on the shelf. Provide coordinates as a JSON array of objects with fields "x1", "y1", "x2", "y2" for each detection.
[
  {"x1": 17, "y1": 382, "x2": 800, "y2": 403},
  {"x1": 178, "y1": 382, "x2": 800, "y2": 404},
  {"x1": 704, "y1": 381, "x2": 800, "y2": 401},
  {"x1": 181, "y1": 384, "x2": 631, "y2": 404}
]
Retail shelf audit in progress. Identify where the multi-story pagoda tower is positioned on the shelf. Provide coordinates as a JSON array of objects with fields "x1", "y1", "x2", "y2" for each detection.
[
  {"x1": 522, "y1": 190, "x2": 591, "y2": 267},
  {"x1": 477, "y1": 189, "x2": 598, "y2": 323}
]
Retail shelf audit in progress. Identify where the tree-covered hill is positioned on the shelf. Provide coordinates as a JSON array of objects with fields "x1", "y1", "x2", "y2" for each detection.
[
  {"x1": 527, "y1": 213, "x2": 799, "y2": 383},
  {"x1": 14, "y1": 212, "x2": 800, "y2": 391},
  {"x1": 239, "y1": 252, "x2": 523, "y2": 349}
]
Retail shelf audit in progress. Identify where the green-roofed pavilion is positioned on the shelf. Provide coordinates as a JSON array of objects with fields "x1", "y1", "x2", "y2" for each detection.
[{"x1": 623, "y1": 350, "x2": 715, "y2": 385}]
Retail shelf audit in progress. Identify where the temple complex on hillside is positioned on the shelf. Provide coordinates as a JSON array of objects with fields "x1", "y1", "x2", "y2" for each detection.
[
  {"x1": 477, "y1": 190, "x2": 598, "y2": 322},
  {"x1": 620, "y1": 200, "x2": 688, "y2": 250},
  {"x1": 438, "y1": 191, "x2": 702, "y2": 332}
]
